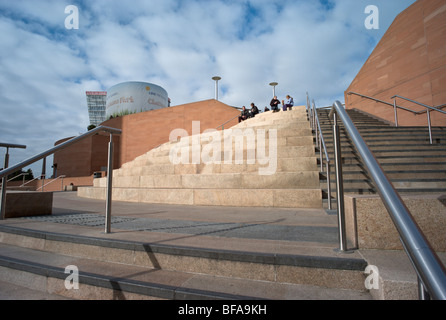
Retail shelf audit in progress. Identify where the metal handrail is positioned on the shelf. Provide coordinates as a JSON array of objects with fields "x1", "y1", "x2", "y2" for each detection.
[
  {"x1": 347, "y1": 91, "x2": 417, "y2": 114},
  {"x1": 20, "y1": 176, "x2": 40, "y2": 188},
  {"x1": 391, "y1": 95, "x2": 446, "y2": 115},
  {"x1": 348, "y1": 91, "x2": 446, "y2": 144},
  {"x1": 418, "y1": 103, "x2": 446, "y2": 114},
  {"x1": 0, "y1": 126, "x2": 121, "y2": 234},
  {"x1": 36, "y1": 175, "x2": 66, "y2": 192},
  {"x1": 216, "y1": 113, "x2": 241, "y2": 130},
  {"x1": 3, "y1": 173, "x2": 29, "y2": 183},
  {"x1": 310, "y1": 99, "x2": 332, "y2": 210},
  {"x1": 329, "y1": 100, "x2": 446, "y2": 300}
]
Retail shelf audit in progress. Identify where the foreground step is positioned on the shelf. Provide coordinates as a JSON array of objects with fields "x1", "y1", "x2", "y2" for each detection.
[{"x1": 0, "y1": 225, "x2": 370, "y2": 300}]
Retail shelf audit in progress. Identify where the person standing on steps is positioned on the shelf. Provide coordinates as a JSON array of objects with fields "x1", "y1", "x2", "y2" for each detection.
[{"x1": 270, "y1": 96, "x2": 280, "y2": 113}]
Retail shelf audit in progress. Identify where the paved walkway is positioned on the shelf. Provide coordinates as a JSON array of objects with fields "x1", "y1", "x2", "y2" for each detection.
[{"x1": 23, "y1": 192, "x2": 338, "y2": 244}]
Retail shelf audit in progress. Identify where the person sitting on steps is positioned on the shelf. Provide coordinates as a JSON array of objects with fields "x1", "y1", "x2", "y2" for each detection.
[
  {"x1": 282, "y1": 95, "x2": 294, "y2": 111},
  {"x1": 270, "y1": 96, "x2": 280, "y2": 113},
  {"x1": 238, "y1": 106, "x2": 250, "y2": 122},
  {"x1": 249, "y1": 103, "x2": 259, "y2": 118}
]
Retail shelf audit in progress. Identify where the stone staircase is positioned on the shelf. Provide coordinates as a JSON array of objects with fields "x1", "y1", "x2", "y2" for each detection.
[
  {"x1": 78, "y1": 106, "x2": 323, "y2": 209},
  {"x1": 315, "y1": 108, "x2": 446, "y2": 207}
]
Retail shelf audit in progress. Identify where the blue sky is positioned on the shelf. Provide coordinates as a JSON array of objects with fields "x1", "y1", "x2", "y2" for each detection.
[{"x1": 0, "y1": 0, "x2": 417, "y2": 176}]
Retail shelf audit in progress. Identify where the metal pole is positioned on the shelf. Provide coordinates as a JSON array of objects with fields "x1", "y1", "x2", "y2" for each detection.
[
  {"x1": 333, "y1": 114, "x2": 348, "y2": 252},
  {"x1": 327, "y1": 162, "x2": 332, "y2": 210},
  {"x1": 105, "y1": 134, "x2": 114, "y2": 234},
  {"x1": 393, "y1": 98, "x2": 399, "y2": 127},
  {"x1": 212, "y1": 76, "x2": 221, "y2": 101},
  {"x1": 426, "y1": 109, "x2": 433, "y2": 145},
  {"x1": 41, "y1": 157, "x2": 46, "y2": 192},
  {"x1": 319, "y1": 138, "x2": 323, "y2": 173},
  {"x1": 311, "y1": 100, "x2": 316, "y2": 131},
  {"x1": 0, "y1": 148, "x2": 10, "y2": 220},
  {"x1": 418, "y1": 278, "x2": 431, "y2": 300}
]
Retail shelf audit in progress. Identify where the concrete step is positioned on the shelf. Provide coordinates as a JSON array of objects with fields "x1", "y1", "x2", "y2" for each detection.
[
  {"x1": 108, "y1": 172, "x2": 320, "y2": 190},
  {"x1": 112, "y1": 157, "x2": 319, "y2": 178},
  {"x1": 0, "y1": 225, "x2": 371, "y2": 300},
  {"x1": 321, "y1": 178, "x2": 446, "y2": 190},
  {"x1": 125, "y1": 142, "x2": 315, "y2": 166},
  {"x1": 124, "y1": 146, "x2": 317, "y2": 168},
  {"x1": 321, "y1": 170, "x2": 446, "y2": 180},
  {"x1": 79, "y1": 186, "x2": 323, "y2": 208}
]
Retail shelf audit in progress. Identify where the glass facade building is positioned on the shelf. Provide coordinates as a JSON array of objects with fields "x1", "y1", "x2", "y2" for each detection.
[{"x1": 86, "y1": 91, "x2": 107, "y2": 126}]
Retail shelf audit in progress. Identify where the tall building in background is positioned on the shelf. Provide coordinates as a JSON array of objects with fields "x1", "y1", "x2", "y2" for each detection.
[{"x1": 86, "y1": 91, "x2": 107, "y2": 126}]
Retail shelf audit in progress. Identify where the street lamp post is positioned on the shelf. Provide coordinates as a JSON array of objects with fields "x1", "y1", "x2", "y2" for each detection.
[
  {"x1": 269, "y1": 82, "x2": 278, "y2": 97},
  {"x1": 212, "y1": 76, "x2": 221, "y2": 101}
]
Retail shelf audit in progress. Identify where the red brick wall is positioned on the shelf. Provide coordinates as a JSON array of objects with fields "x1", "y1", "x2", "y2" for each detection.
[
  {"x1": 6, "y1": 176, "x2": 94, "y2": 191},
  {"x1": 53, "y1": 99, "x2": 240, "y2": 177},
  {"x1": 53, "y1": 133, "x2": 120, "y2": 178},
  {"x1": 345, "y1": 0, "x2": 446, "y2": 127}
]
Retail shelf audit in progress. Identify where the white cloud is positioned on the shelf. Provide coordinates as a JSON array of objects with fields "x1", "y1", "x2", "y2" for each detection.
[{"x1": 0, "y1": 0, "x2": 417, "y2": 175}]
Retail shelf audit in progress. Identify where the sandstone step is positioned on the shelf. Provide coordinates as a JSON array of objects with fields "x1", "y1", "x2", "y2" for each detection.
[
  {"x1": 78, "y1": 187, "x2": 323, "y2": 208},
  {"x1": 100, "y1": 158, "x2": 319, "y2": 186},
  {"x1": 107, "y1": 172, "x2": 320, "y2": 190},
  {"x1": 133, "y1": 146, "x2": 316, "y2": 167}
]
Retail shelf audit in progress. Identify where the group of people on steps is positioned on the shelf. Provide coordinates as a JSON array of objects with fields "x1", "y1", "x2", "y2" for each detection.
[{"x1": 238, "y1": 95, "x2": 294, "y2": 123}]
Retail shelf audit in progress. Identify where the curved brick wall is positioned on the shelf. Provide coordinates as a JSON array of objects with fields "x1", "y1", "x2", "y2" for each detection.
[{"x1": 345, "y1": 0, "x2": 446, "y2": 126}]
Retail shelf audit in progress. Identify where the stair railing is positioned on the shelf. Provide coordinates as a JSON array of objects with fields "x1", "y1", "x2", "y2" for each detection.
[
  {"x1": 347, "y1": 91, "x2": 446, "y2": 144},
  {"x1": 391, "y1": 95, "x2": 446, "y2": 144},
  {"x1": 36, "y1": 175, "x2": 66, "y2": 192},
  {"x1": 309, "y1": 98, "x2": 332, "y2": 210},
  {"x1": 20, "y1": 176, "x2": 40, "y2": 189},
  {"x1": 0, "y1": 126, "x2": 121, "y2": 234},
  {"x1": 329, "y1": 100, "x2": 446, "y2": 300},
  {"x1": 216, "y1": 113, "x2": 241, "y2": 130}
]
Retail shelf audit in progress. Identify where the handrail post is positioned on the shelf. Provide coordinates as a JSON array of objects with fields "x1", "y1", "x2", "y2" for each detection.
[
  {"x1": 426, "y1": 108, "x2": 433, "y2": 145},
  {"x1": 393, "y1": 98, "x2": 399, "y2": 127},
  {"x1": 332, "y1": 112, "x2": 349, "y2": 252},
  {"x1": 41, "y1": 157, "x2": 46, "y2": 192},
  {"x1": 418, "y1": 278, "x2": 431, "y2": 300},
  {"x1": 105, "y1": 133, "x2": 114, "y2": 234},
  {"x1": 0, "y1": 148, "x2": 10, "y2": 220},
  {"x1": 313, "y1": 101, "x2": 319, "y2": 148},
  {"x1": 326, "y1": 161, "x2": 332, "y2": 210}
]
